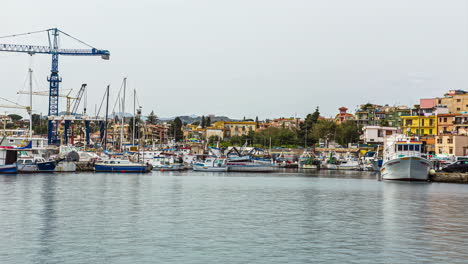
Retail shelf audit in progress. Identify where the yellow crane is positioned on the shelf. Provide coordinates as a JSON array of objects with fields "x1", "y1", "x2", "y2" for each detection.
[{"x1": 17, "y1": 88, "x2": 77, "y2": 115}]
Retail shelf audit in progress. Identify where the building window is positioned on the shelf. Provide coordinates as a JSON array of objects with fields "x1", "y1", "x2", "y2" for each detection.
[
  {"x1": 438, "y1": 99, "x2": 442, "y2": 104},
  {"x1": 406, "y1": 120, "x2": 412, "y2": 125},
  {"x1": 421, "y1": 120, "x2": 425, "y2": 126},
  {"x1": 457, "y1": 99, "x2": 461, "y2": 102},
  {"x1": 429, "y1": 129, "x2": 433, "y2": 134},
  {"x1": 9, "y1": 139, "x2": 14, "y2": 143},
  {"x1": 437, "y1": 138, "x2": 442, "y2": 144},
  {"x1": 421, "y1": 129, "x2": 425, "y2": 135},
  {"x1": 449, "y1": 148, "x2": 453, "y2": 154},
  {"x1": 429, "y1": 119, "x2": 434, "y2": 126},
  {"x1": 438, "y1": 148, "x2": 443, "y2": 153},
  {"x1": 457, "y1": 108, "x2": 461, "y2": 111},
  {"x1": 444, "y1": 117, "x2": 447, "y2": 122},
  {"x1": 448, "y1": 138, "x2": 453, "y2": 144}
]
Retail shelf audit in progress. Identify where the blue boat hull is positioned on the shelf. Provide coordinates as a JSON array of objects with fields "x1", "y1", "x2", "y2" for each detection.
[
  {"x1": 36, "y1": 161, "x2": 56, "y2": 172},
  {"x1": 0, "y1": 164, "x2": 17, "y2": 174},
  {"x1": 94, "y1": 164, "x2": 150, "y2": 173}
]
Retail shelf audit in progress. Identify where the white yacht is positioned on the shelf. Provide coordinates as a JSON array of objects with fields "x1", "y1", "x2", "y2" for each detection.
[
  {"x1": 193, "y1": 157, "x2": 228, "y2": 172},
  {"x1": 381, "y1": 134, "x2": 431, "y2": 181}
]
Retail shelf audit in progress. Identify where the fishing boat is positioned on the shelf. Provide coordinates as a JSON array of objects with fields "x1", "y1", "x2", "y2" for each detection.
[
  {"x1": 17, "y1": 156, "x2": 56, "y2": 173},
  {"x1": 193, "y1": 157, "x2": 228, "y2": 172},
  {"x1": 298, "y1": 149, "x2": 320, "y2": 169},
  {"x1": 381, "y1": 134, "x2": 431, "y2": 181},
  {"x1": 94, "y1": 159, "x2": 152, "y2": 173}
]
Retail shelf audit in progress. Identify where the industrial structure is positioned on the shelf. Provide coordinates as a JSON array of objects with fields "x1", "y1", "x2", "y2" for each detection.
[{"x1": 0, "y1": 28, "x2": 110, "y2": 145}]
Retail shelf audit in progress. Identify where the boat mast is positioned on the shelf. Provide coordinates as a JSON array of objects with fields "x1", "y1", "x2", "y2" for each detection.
[
  {"x1": 28, "y1": 68, "x2": 33, "y2": 141},
  {"x1": 104, "y1": 85, "x2": 109, "y2": 152},
  {"x1": 132, "y1": 89, "x2": 136, "y2": 146},
  {"x1": 120, "y1": 77, "x2": 126, "y2": 152}
]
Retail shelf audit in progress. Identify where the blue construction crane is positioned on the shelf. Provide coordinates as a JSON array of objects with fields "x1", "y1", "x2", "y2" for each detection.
[{"x1": 0, "y1": 28, "x2": 110, "y2": 145}]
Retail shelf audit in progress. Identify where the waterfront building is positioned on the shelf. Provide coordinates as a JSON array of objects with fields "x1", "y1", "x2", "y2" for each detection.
[
  {"x1": 401, "y1": 115, "x2": 437, "y2": 136},
  {"x1": 355, "y1": 104, "x2": 410, "y2": 127},
  {"x1": 437, "y1": 114, "x2": 457, "y2": 135},
  {"x1": 435, "y1": 135, "x2": 468, "y2": 156},
  {"x1": 360, "y1": 126, "x2": 398, "y2": 144},
  {"x1": 335, "y1": 107, "x2": 355, "y2": 124},
  {"x1": 269, "y1": 118, "x2": 301, "y2": 130},
  {"x1": 210, "y1": 121, "x2": 257, "y2": 138}
]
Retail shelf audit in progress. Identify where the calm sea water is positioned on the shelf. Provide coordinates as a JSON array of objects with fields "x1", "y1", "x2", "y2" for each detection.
[{"x1": 0, "y1": 170, "x2": 468, "y2": 264}]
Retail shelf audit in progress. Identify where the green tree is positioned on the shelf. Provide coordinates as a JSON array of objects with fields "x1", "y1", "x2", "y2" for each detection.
[
  {"x1": 311, "y1": 119, "x2": 337, "y2": 148},
  {"x1": 336, "y1": 120, "x2": 360, "y2": 146},
  {"x1": 191, "y1": 121, "x2": 200, "y2": 126},
  {"x1": 201, "y1": 116, "x2": 206, "y2": 128},
  {"x1": 147, "y1": 110, "x2": 158, "y2": 125},
  {"x1": 379, "y1": 119, "x2": 389, "y2": 127},
  {"x1": 171, "y1": 117, "x2": 184, "y2": 141},
  {"x1": 206, "y1": 116, "x2": 211, "y2": 127},
  {"x1": 8, "y1": 114, "x2": 22, "y2": 121}
]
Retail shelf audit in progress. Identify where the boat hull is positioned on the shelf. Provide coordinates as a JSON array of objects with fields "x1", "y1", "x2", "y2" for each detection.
[
  {"x1": 227, "y1": 162, "x2": 276, "y2": 172},
  {"x1": 193, "y1": 165, "x2": 228, "y2": 172},
  {"x1": 153, "y1": 164, "x2": 185, "y2": 171},
  {"x1": 299, "y1": 164, "x2": 318, "y2": 169},
  {"x1": 94, "y1": 164, "x2": 151, "y2": 173},
  {"x1": 0, "y1": 164, "x2": 17, "y2": 174},
  {"x1": 381, "y1": 157, "x2": 431, "y2": 181}
]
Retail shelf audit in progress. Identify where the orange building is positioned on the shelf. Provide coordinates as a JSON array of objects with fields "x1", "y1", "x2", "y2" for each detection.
[{"x1": 334, "y1": 107, "x2": 355, "y2": 124}]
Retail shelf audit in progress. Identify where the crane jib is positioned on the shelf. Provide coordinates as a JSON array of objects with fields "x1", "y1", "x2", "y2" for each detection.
[{"x1": 0, "y1": 44, "x2": 109, "y2": 57}]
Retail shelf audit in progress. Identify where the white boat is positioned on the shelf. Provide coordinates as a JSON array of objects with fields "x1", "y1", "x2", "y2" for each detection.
[
  {"x1": 94, "y1": 158, "x2": 152, "y2": 173},
  {"x1": 55, "y1": 161, "x2": 77, "y2": 172},
  {"x1": 144, "y1": 154, "x2": 185, "y2": 171},
  {"x1": 381, "y1": 134, "x2": 431, "y2": 181},
  {"x1": 193, "y1": 157, "x2": 228, "y2": 172},
  {"x1": 337, "y1": 158, "x2": 361, "y2": 170}
]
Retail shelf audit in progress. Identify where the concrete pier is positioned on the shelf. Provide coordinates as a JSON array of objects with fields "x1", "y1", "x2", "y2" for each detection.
[{"x1": 430, "y1": 173, "x2": 468, "y2": 184}]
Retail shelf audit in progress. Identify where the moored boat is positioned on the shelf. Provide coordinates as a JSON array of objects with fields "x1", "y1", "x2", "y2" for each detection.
[
  {"x1": 193, "y1": 157, "x2": 228, "y2": 172},
  {"x1": 94, "y1": 159, "x2": 152, "y2": 173},
  {"x1": 381, "y1": 134, "x2": 431, "y2": 181}
]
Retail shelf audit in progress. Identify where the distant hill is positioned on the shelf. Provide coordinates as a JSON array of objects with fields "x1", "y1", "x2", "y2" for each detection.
[{"x1": 159, "y1": 115, "x2": 238, "y2": 124}]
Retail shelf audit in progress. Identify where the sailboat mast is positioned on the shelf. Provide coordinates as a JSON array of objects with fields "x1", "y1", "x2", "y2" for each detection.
[
  {"x1": 104, "y1": 85, "x2": 109, "y2": 151},
  {"x1": 28, "y1": 68, "x2": 33, "y2": 141},
  {"x1": 132, "y1": 89, "x2": 136, "y2": 146},
  {"x1": 120, "y1": 77, "x2": 126, "y2": 151}
]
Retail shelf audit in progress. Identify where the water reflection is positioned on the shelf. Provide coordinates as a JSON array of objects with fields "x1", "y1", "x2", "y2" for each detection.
[{"x1": 36, "y1": 174, "x2": 57, "y2": 264}]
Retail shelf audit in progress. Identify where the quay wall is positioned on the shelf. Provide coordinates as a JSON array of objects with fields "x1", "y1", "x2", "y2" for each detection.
[{"x1": 430, "y1": 173, "x2": 468, "y2": 184}]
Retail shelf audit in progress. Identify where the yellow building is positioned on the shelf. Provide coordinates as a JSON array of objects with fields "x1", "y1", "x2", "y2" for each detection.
[
  {"x1": 401, "y1": 116, "x2": 437, "y2": 136},
  {"x1": 211, "y1": 121, "x2": 257, "y2": 138}
]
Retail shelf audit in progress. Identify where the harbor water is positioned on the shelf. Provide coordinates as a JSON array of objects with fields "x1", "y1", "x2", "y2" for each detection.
[{"x1": 1, "y1": 170, "x2": 468, "y2": 264}]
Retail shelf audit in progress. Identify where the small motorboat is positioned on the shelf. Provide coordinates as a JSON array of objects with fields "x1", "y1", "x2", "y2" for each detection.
[
  {"x1": 94, "y1": 159, "x2": 152, "y2": 173},
  {"x1": 17, "y1": 156, "x2": 56, "y2": 173},
  {"x1": 193, "y1": 157, "x2": 228, "y2": 172}
]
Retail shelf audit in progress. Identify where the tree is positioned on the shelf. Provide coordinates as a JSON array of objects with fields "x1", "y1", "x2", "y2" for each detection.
[
  {"x1": 201, "y1": 116, "x2": 206, "y2": 128},
  {"x1": 172, "y1": 117, "x2": 184, "y2": 141},
  {"x1": 311, "y1": 119, "x2": 337, "y2": 148},
  {"x1": 336, "y1": 120, "x2": 360, "y2": 146},
  {"x1": 299, "y1": 107, "x2": 321, "y2": 146},
  {"x1": 8, "y1": 114, "x2": 22, "y2": 121},
  {"x1": 147, "y1": 110, "x2": 158, "y2": 125},
  {"x1": 379, "y1": 119, "x2": 389, "y2": 127},
  {"x1": 192, "y1": 121, "x2": 200, "y2": 126},
  {"x1": 206, "y1": 116, "x2": 211, "y2": 127}
]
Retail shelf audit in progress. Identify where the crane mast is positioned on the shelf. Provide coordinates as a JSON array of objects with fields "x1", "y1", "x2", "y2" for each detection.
[{"x1": 0, "y1": 28, "x2": 110, "y2": 145}]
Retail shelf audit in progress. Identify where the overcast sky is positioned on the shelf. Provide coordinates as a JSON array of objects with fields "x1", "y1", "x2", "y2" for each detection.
[{"x1": 1, "y1": 0, "x2": 467, "y2": 119}]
